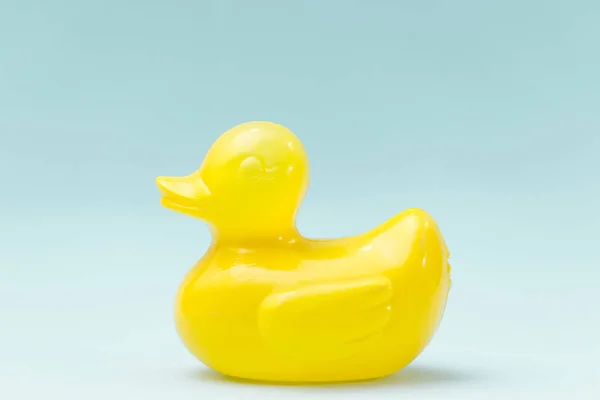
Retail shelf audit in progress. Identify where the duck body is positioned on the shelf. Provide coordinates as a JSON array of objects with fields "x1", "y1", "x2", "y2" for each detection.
[{"x1": 157, "y1": 122, "x2": 451, "y2": 382}]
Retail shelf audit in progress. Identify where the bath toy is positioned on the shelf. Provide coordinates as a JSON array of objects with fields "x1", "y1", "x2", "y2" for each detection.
[{"x1": 156, "y1": 121, "x2": 451, "y2": 383}]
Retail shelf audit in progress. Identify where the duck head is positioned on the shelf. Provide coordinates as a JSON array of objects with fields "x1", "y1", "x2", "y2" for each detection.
[{"x1": 157, "y1": 121, "x2": 309, "y2": 239}]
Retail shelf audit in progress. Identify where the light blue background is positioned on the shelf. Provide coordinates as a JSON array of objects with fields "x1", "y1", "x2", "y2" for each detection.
[{"x1": 1, "y1": 1, "x2": 598, "y2": 398}]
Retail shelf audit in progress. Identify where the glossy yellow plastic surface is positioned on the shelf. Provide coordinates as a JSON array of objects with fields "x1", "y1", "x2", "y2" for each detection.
[{"x1": 156, "y1": 122, "x2": 451, "y2": 383}]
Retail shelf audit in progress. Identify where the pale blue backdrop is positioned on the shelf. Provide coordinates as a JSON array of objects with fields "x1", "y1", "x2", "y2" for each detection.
[{"x1": 1, "y1": 1, "x2": 598, "y2": 399}]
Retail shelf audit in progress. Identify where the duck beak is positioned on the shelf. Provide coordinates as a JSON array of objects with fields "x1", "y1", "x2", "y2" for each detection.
[{"x1": 156, "y1": 172, "x2": 211, "y2": 217}]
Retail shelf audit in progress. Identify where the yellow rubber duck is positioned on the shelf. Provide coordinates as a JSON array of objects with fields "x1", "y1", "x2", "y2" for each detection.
[{"x1": 156, "y1": 121, "x2": 451, "y2": 383}]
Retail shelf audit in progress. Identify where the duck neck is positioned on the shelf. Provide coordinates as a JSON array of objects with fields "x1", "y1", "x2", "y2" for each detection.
[{"x1": 210, "y1": 221, "x2": 301, "y2": 248}]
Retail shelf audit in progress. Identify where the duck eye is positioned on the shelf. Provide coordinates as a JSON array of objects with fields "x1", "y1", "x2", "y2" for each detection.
[{"x1": 239, "y1": 156, "x2": 265, "y2": 182}]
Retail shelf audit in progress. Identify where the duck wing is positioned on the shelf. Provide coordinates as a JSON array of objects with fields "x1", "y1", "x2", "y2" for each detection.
[{"x1": 258, "y1": 275, "x2": 392, "y2": 360}]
